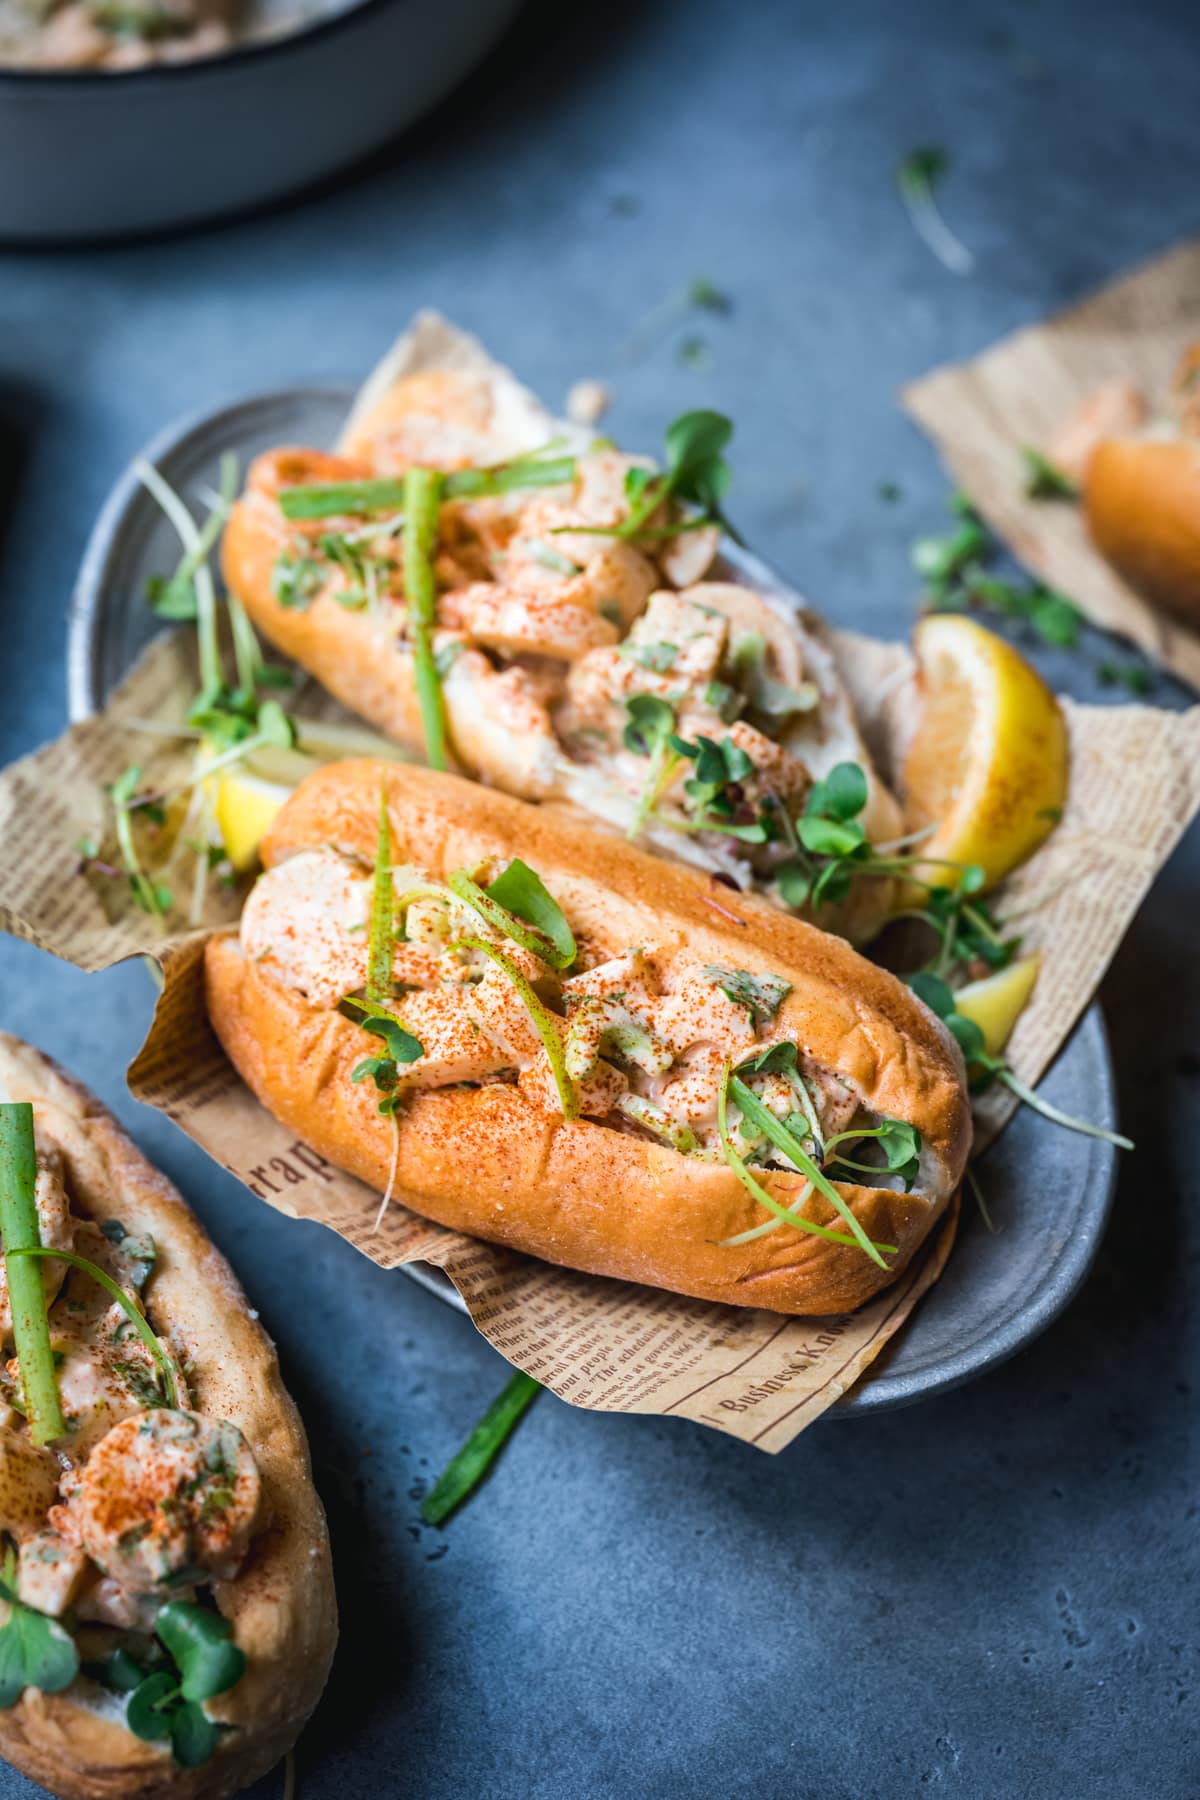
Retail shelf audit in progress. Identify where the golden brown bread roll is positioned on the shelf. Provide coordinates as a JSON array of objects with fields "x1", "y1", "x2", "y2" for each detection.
[
  {"x1": 205, "y1": 761, "x2": 971, "y2": 1317},
  {"x1": 1084, "y1": 435, "x2": 1200, "y2": 626},
  {"x1": 0, "y1": 1035, "x2": 336, "y2": 1800}
]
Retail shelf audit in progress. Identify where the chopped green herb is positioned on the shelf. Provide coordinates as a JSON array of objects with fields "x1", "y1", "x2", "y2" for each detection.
[
  {"x1": 1020, "y1": 447, "x2": 1079, "y2": 501},
  {"x1": 703, "y1": 965, "x2": 791, "y2": 1025},
  {"x1": 619, "y1": 640, "x2": 679, "y2": 672},
  {"x1": 522, "y1": 539, "x2": 581, "y2": 577}
]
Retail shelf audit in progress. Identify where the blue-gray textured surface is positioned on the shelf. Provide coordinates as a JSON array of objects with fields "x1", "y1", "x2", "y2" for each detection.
[{"x1": 0, "y1": 1, "x2": 1198, "y2": 1795}]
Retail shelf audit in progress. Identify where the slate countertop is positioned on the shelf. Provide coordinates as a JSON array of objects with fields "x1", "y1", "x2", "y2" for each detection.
[{"x1": 1, "y1": 1, "x2": 1197, "y2": 1795}]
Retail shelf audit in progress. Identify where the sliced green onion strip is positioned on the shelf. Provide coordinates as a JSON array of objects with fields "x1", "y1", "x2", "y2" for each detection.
[
  {"x1": 7, "y1": 1248, "x2": 178, "y2": 1409},
  {"x1": 448, "y1": 871, "x2": 567, "y2": 970},
  {"x1": 0, "y1": 1107, "x2": 65, "y2": 1446},
  {"x1": 729, "y1": 1076, "x2": 894, "y2": 1267},
  {"x1": 442, "y1": 454, "x2": 576, "y2": 500},
  {"x1": 787, "y1": 1069, "x2": 825, "y2": 1157},
  {"x1": 459, "y1": 937, "x2": 578, "y2": 1119},
  {"x1": 715, "y1": 1072, "x2": 890, "y2": 1254},
  {"x1": 403, "y1": 467, "x2": 448, "y2": 772},
  {"x1": 367, "y1": 787, "x2": 395, "y2": 1005},
  {"x1": 278, "y1": 453, "x2": 575, "y2": 523},
  {"x1": 280, "y1": 477, "x2": 407, "y2": 521},
  {"x1": 420, "y1": 1370, "x2": 541, "y2": 1526}
]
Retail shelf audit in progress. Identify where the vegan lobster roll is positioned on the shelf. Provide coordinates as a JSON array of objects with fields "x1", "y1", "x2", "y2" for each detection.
[
  {"x1": 204, "y1": 760, "x2": 971, "y2": 1316},
  {"x1": 0, "y1": 1035, "x2": 336, "y2": 1800},
  {"x1": 219, "y1": 368, "x2": 903, "y2": 945}
]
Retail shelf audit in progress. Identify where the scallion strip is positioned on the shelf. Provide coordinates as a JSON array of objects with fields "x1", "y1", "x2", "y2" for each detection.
[
  {"x1": 367, "y1": 787, "x2": 395, "y2": 1005},
  {"x1": 0, "y1": 1107, "x2": 65, "y2": 1446},
  {"x1": 403, "y1": 467, "x2": 448, "y2": 772},
  {"x1": 441, "y1": 454, "x2": 576, "y2": 500},
  {"x1": 6, "y1": 1247, "x2": 177, "y2": 1408},
  {"x1": 420, "y1": 1370, "x2": 541, "y2": 1526},
  {"x1": 447, "y1": 871, "x2": 568, "y2": 971},
  {"x1": 715, "y1": 1072, "x2": 889, "y2": 1253},
  {"x1": 278, "y1": 453, "x2": 576, "y2": 523},
  {"x1": 280, "y1": 477, "x2": 407, "y2": 521},
  {"x1": 727, "y1": 1074, "x2": 896, "y2": 1266},
  {"x1": 459, "y1": 937, "x2": 578, "y2": 1119}
]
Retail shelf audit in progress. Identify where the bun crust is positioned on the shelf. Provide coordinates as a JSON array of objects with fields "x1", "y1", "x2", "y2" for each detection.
[
  {"x1": 0, "y1": 1035, "x2": 337, "y2": 1800},
  {"x1": 1085, "y1": 437, "x2": 1200, "y2": 625},
  {"x1": 222, "y1": 449, "x2": 432, "y2": 756},
  {"x1": 205, "y1": 761, "x2": 971, "y2": 1316}
]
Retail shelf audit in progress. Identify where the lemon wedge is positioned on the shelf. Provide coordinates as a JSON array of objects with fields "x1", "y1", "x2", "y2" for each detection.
[
  {"x1": 903, "y1": 615, "x2": 1068, "y2": 891},
  {"x1": 953, "y1": 954, "x2": 1040, "y2": 1059},
  {"x1": 213, "y1": 765, "x2": 295, "y2": 873}
]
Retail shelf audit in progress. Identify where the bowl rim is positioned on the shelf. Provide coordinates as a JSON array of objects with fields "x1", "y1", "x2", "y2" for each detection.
[{"x1": 0, "y1": 0, "x2": 398, "y2": 91}]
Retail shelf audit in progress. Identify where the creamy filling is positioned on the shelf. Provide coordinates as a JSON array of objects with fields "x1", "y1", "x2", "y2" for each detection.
[
  {"x1": 241, "y1": 846, "x2": 905, "y2": 1173},
  {"x1": 1, "y1": 1144, "x2": 262, "y2": 1656},
  {"x1": 266, "y1": 453, "x2": 869, "y2": 886}
]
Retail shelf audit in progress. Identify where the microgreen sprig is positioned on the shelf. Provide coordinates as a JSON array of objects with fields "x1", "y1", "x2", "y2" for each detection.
[
  {"x1": 121, "y1": 1600, "x2": 245, "y2": 1768},
  {"x1": 715, "y1": 1066, "x2": 897, "y2": 1259},
  {"x1": 909, "y1": 973, "x2": 1133, "y2": 1150},
  {"x1": 558, "y1": 411, "x2": 741, "y2": 546},
  {"x1": 913, "y1": 492, "x2": 1085, "y2": 651},
  {"x1": 621, "y1": 695, "x2": 685, "y2": 841},
  {"x1": 729, "y1": 1074, "x2": 893, "y2": 1268},
  {"x1": 896, "y1": 147, "x2": 975, "y2": 277},
  {"x1": 344, "y1": 1001, "x2": 425, "y2": 1115}
]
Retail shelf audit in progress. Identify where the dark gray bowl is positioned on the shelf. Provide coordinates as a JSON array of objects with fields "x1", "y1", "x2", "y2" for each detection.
[
  {"x1": 66, "y1": 387, "x2": 1121, "y2": 1415},
  {"x1": 0, "y1": 0, "x2": 522, "y2": 242}
]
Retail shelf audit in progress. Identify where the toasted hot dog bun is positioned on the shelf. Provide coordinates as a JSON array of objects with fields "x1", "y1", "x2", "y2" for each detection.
[
  {"x1": 222, "y1": 450, "x2": 903, "y2": 944},
  {"x1": 205, "y1": 762, "x2": 971, "y2": 1316},
  {"x1": 1084, "y1": 436, "x2": 1200, "y2": 626},
  {"x1": 0, "y1": 1035, "x2": 336, "y2": 1800},
  {"x1": 223, "y1": 448, "x2": 433, "y2": 757}
]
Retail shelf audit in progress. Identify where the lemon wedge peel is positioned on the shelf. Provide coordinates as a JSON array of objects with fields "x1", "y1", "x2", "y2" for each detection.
[
  {"x1": 954, "y1": 954, "x2": 1041, "y2": 1060},
  {"x1": 904, "y1": 615, "x2": 1069, "y2": 894}
]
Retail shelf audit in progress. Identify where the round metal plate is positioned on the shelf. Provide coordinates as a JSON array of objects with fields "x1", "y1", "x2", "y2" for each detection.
[{"x1": 67, "y1": 389, "x2": 1119, "y2": 1416}]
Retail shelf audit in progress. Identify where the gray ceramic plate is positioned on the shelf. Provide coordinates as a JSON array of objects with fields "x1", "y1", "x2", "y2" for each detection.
[{"x1": 66, "y1": 389, "x2": 1120, "y2": 1417}]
